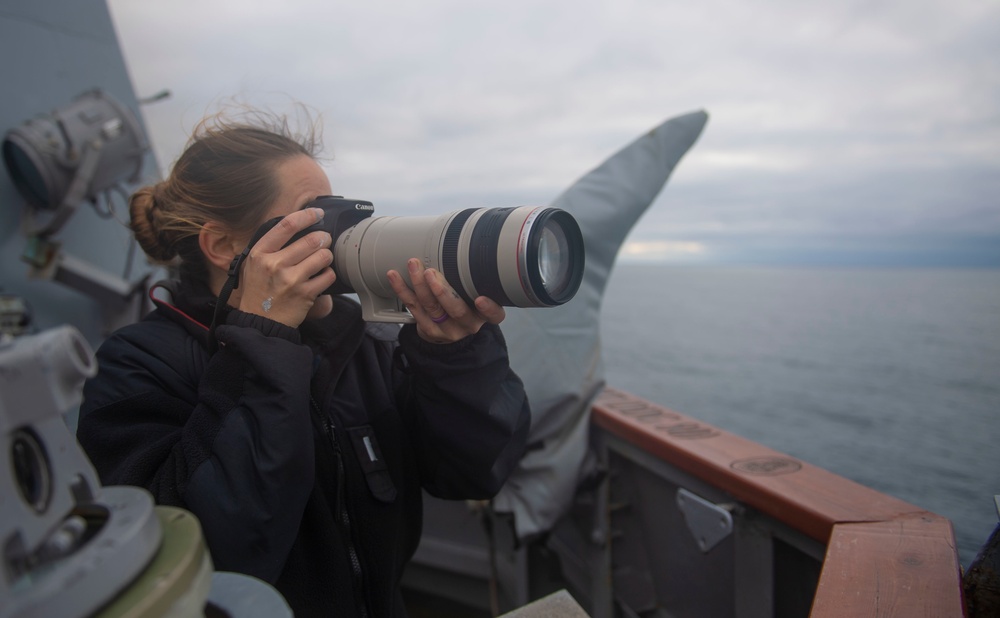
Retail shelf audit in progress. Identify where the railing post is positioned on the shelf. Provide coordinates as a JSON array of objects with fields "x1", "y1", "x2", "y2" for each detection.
[{"x1": 734, "y1": 511, "x2": 774, "y2": 618}]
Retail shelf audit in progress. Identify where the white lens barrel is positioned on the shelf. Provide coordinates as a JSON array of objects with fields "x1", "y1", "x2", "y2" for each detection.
[
  {"x1": 498, "y1": 207, "x2": 545, "y2": 306},
  {"x1": 333, "y1": 206, "x2": 584, "y2": 323}
]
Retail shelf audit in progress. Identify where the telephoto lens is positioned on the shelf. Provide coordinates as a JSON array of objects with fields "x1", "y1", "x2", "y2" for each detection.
[{"x1": 321, "y1": 201, "x2": 585, "y2": 323}]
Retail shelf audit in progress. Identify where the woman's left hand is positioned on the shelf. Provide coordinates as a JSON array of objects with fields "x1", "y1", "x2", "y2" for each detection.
[{"x1": 387, "y1": 258, "x2": 506, "y2": 344}]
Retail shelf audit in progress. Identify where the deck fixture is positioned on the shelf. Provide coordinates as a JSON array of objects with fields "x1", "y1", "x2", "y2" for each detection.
[
  {"x1": 2, "y1": 90, "x2": 151, "y2": 322},
  {"x1": 676, "y1": 488, "x2": 734, "y2": 553},
  {"x1": 3, "y1": 89, "x2": 147, "y2": 238}
]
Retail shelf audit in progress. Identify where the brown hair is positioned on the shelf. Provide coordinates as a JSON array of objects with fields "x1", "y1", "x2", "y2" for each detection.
[{"x1": 129, "y1": 107, "x2": 323, "y2": 283}]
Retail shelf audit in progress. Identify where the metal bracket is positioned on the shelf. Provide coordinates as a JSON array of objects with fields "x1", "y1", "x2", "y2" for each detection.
[{"x1": 676, "y1": 488, "x2": 733, "y2": 553}]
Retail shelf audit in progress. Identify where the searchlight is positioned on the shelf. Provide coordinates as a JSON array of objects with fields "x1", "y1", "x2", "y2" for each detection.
[{"x1": 2, "y1": 89, "x2": 154, "y2": 326}]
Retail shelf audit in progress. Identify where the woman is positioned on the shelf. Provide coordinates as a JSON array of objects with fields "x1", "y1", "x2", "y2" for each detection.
[{"x1": 77, "y1": 109, "x2": 531, "y2": 617}]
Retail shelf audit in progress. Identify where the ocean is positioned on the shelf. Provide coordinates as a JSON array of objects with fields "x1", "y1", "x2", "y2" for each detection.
[{"x1": 599, "y1": 263, "x2": 1000, "y2": 568}]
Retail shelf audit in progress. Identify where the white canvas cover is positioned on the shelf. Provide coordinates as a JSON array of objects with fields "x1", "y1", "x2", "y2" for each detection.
[{"x1": 493, "y1": 110, "x2": 709, "y2": 539}]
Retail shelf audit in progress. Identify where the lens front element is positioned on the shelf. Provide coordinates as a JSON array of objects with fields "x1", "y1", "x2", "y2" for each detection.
[
  {"x1": 443, "y1": 206, "x2": 584, "y2": 308},
  {"x1": 523, "y1": 208, "x2": 583, "y2": 305}
]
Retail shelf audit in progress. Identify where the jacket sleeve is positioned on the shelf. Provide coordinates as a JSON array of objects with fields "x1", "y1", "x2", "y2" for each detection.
[
  {"x1": 396, "y1": 322, "x2": 530, "y2": 500},
  {"x1": 77, "y1": 310, "x2": 316, "y2": 583}
]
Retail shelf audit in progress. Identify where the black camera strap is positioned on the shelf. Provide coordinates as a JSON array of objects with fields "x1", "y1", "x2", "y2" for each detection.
[{"x1": 206, "y1": 222, "x2": 275, "y2": 355}]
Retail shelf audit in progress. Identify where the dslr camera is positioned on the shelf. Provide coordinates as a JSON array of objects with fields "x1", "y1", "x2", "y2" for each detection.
[{"x1": 264, "y1": 196, "x2": 586, "y2": 323}]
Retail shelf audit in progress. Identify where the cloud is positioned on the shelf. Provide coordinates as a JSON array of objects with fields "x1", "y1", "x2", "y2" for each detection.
[
  {"x1": 108, "y1": 0, "x2": 1000, "y2": 265},
  {"x1": 620, "y1": 241, "x2": 709, "y2": 263}
]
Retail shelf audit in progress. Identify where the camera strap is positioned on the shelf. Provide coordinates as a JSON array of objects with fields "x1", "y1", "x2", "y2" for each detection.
[{"x1": 206, "y1": 223, "x2": 273, "y2": 355}]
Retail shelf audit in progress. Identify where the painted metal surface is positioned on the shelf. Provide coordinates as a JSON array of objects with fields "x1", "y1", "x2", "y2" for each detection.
[{"x1": 0, "y1": 0, "x2": 161, "y2": 347}]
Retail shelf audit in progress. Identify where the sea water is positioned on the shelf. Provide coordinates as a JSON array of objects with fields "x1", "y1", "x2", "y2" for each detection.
[{"x1": 599, "y1": 264, "x2": 1000, "y2": 568}]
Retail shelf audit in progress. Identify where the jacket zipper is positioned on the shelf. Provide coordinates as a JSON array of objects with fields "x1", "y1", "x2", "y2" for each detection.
[{"x1": 311, "y1": 396, "x2": 370, "y2": 618}]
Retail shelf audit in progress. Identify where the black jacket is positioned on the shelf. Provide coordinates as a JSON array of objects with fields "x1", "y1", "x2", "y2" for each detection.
[{"x1": 77, "y1": 281, "x2": 530, "y2": 617}]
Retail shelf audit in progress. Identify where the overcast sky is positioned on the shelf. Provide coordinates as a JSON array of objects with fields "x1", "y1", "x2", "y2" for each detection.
[{"x1": 107, "y1": 0, "x2": 1000, "y2": 266}]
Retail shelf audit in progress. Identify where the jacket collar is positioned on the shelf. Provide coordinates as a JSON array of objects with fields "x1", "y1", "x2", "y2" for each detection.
[{"x1": 149, "y1": 279, "x2": 219, "y2": 347}]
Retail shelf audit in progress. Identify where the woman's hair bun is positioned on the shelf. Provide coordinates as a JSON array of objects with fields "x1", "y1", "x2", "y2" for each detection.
[{"x1": 129, "y1": 183, "x2": 177, "y2": 263}]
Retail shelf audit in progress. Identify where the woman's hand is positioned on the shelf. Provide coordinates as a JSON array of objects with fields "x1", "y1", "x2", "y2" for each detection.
[
  {"x1": 387, "y1": 258, "x2": 506, "y2": 344},
  {"x1": 236, "y1": 207, "x2": 336, "y2": 328}
]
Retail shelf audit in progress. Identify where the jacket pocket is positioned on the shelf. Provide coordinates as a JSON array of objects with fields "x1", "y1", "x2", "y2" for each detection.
[{"x1": 346, "y1": 425, "x2": 397, "y2": 503}]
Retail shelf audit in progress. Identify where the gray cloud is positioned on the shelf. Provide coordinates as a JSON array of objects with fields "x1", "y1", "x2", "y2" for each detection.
[{"x1": 109, "y1": 0, "x2": 1000, "y2": 265}]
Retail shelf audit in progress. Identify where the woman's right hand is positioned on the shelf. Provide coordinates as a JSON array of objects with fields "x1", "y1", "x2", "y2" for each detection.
[{"x1": 235, "y1": 207, "x2": 336, "y2": 328}]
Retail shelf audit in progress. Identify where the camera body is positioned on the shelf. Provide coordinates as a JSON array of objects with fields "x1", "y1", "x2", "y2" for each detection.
[
  {"x1": 260, "y1": 196, "x2": 586, "y2": 323},
  {"x1": 274, "y1": 195, "x2": 376, "y2": 296}
]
